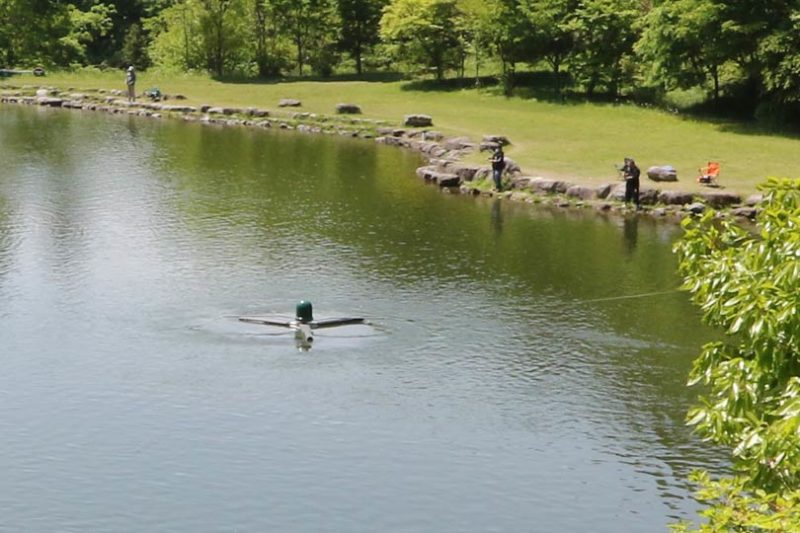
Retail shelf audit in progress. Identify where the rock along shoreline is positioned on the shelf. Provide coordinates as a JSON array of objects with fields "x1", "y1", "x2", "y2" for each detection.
[{"x1": 1, "y1": 85, "x2": 762, "y2": 224}]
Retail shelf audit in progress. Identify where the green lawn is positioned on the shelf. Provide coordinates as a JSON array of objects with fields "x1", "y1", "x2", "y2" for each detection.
[{"x1": 4, "y1": 70, "x2": 799, "y2": 195}]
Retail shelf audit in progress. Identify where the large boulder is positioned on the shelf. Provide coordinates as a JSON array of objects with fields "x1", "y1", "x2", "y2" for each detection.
[
  {"x1": 566, "y1": 185, "x2": 597, "y2": 201},
  {"x1": 658, "y1": 190, "x2": 694, "y2": 205},
  {"x1": 639, "y1": 187, "x2": 660, "y2": 205},
  {"x1": 686, "y1": 202, "x2": 706, "y2": 214},
  {"x1": 527, "y1": 178, "x2": 569, "y2": 194},
  {"x1": 647, "y1": 165, "x2": 678, "y2": 182},
  {"x1": 416, "y1": 166, "x2": 437, "y2": 179},
  {"x1": 36, "y1": 96, "x2": 63, "y2": 107},
  {"x1": 207, "y1": 106, "x2": 238, "y2": 115},
  {"x1": 482, "y1": 134, "x2": 511, "y2": 146},
  {"x1": 431, "y1": 172, "x2": 461, "y2": 187},
  {"x1": 416, "y1": 166, "x2": 460, "y2": 187},
  {"x1": 443, "y1": 136, "x2": 473, "y2": 151},
  {"x1": 699, "y1": 191, "x2": 741, "y2": 208},
  {"x1": 245, "y1": 107, "x2": 269, "y2": 117},
  {"x1": 731, "y1": 206, "x2": 758, "y2": 219},
  {"x1": 503, "y1": 157, "x2": 521, "y2": 175},
  {"x1": 335, "y1": 103, "x2": 362, "y2": 114},
  {"x1": 161, "y1": 105, "x2": 196, "y2": 113},
  {"x1": 595, "y1": 183, "x2": 613, "y2": 199},
  {"x1": 279, "y1": 99, "x2": 302, "y2": 107},
  {"x1": 474, "y1": 168, "x2": 491, "y2": 181},
  {"x1": 404, "y1": 114, "x2": 433, "y2": 127},
  {"x1": 745, "y1": 194, "x2": 763, "y2": 206},
  {"x1": 451, "y1": 165, "x2": 481, "y2": 182},
  {"x1": 510, "y1": 177, "x2": 534, "y2": 190},
  {"x1": 607, "y1": 183, "x2": 626, "y2": 201}
]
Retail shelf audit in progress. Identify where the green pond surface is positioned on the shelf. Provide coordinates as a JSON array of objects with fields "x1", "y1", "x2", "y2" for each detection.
[{"x1": 0, "y1": 105, "x2": 725, "y2": 532}]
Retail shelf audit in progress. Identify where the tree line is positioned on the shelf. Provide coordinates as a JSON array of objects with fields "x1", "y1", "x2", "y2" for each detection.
[{"x1": 2, "y1": 0, "x2": 800, "y2": 121}]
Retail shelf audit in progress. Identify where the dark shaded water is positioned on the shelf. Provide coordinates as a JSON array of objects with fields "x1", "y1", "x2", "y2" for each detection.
[{"x1": 0, "y1": 106, "x2": 723, "y2": 532}]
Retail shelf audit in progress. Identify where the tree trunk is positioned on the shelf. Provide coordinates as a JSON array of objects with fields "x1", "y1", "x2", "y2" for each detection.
[
  {"x1": 551, "y1": 57, "x2": 561, "y2": 97},
  {"x1": 501, "y1": 59, "x2": 515, "y2": 96},
  {"x1": 610, "y1": 60, "x2": 620, "y2": 98},
  {"x1": 254, "y1": 1, "x2": 267, "y2": 77},
  {"x1": 587, "y1": 76, "x2": 596, "y2": 97},
  {"x1": 474, "y1": 39, "x2": 481, "y2": 87},
  {"x1": 216, "y1": 23, "x2": 224, "y2": 76},
  {"x1": 433, "y1": 50, "x2": 443, "y2": 81},
  {"x1": 181, "y1": 5, "x2": 191, "y2": 68},
  {"x1": 297, "y1": 45, "x2": 303, "y2": 76},
  {"x1": 712, "y1": 63, "x2": 720, "y2": 106}
]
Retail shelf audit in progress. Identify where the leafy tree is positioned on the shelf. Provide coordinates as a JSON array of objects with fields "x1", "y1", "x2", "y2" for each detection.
[
  {"x1": 568, "y1": 0, "x2": 638, "y2": 97},
  {"x1": 0, "y1": 0, "x2": 72, "y2": 66},
  {"x1": 458, "y1": 0, "x2": 491, "y2": 81},
  {"x1": 251, "y1": 0, "x2": 290, "y2": 77},
  {"x1": 147, "y1": 0, "x2": 248, "y2": 76},
  {"x1": 380, "y1": 0, "x2": 463, "y2": 81},
  {"x1": 270, "y1": 0, "x2": 339, "y2": 76},
  {"x1": 636, "y1": 0, "x2": 731, "y2": 104},
  {"x1": 59, "y1": 2, "x2": 117, "y2": 65},
  {"x1": 520, "y1": 0, "x2": 579, "y2": 95},
  {"x1": 199, "y1": 0, "x2": 248, "y2": 76},
  {"x1": 673, "y1": 178, "x2": 800, "y2": 530},
  {"x1": 673, "y1": 471, "x2": 800, "y2": 532},
  {"x1": 462, "y1": 0, "x2": 534, "y2": 94},
  {"x1": 71, "y1": 0, "x2": 160, "y2": 66},
  {"x1": 146, "y1": 0, "x2": 207, "y2": 71},
  {"x1": 122, "y1": 22, "x2": 151, "y2": 68},
  {"x1": 716, "y1": 0, "x2": 789, "y2": 92},
  {"x1": 337, "y1": 0, "x2": 386, "y2": 75},
  {"x1": 757, "y1": 5, "x2": 800, "y2": 106}
]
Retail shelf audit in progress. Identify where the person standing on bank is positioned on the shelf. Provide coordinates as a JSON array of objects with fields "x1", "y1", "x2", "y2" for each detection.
[
  {"x1": 126, "y1": 66, "x2": 136, "y2": 102},
  {"x1": 622, "y1": 157, "x2": 640, "y2": 209},
  {"x1": 491, "y1": 146, "x2": 506, "y2": 192}
]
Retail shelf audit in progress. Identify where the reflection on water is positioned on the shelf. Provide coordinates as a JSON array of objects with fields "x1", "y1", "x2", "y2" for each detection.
[
  {"x1": 623, "y1": 216, "x2": 639, "y2": 254},
  {"x1": 0, "y1": 106, "x2": 724, "y2": 532}
]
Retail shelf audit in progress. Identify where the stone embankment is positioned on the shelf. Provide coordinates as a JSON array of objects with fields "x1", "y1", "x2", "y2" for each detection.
[
  {"x1": 1, "y1": 86, "x2": 389, "y2": 139},
  {"x1": 1, "y1": 85, "x2": 761, "y2": 222},
  {"x1": 377, "y1": 129, "x2": 760, "y2": 221}
]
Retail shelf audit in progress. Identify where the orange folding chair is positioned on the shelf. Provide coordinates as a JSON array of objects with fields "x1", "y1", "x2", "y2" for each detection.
[{"x1": 697, "y1": 161, "x2": 720, "y2": 185}]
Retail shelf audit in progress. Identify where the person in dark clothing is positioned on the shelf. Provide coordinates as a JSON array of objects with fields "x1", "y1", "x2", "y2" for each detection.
[
  {"x1": 491, "y1": 146, "x2": 506, "y2": 191},
  {"x1": 126, "y1": 66, "x2": 136, "y2": 102},
  {"x1": 622, "y1": 157, "x2": 640, "y2": 208}
]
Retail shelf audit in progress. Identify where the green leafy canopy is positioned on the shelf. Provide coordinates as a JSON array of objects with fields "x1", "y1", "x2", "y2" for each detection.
[{"x1": 673, "y1": 178, "x2": 800, "y2": 531}]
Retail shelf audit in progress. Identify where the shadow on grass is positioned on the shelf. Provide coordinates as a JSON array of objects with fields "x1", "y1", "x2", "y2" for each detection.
[
  {"x1": 400, "y1": 70, "x2": 627, "y2": 107},
  {"x1": 419, "y1": 71, "x2": 800, "y2": 140},
  {"x1": 214, "y1": 71, "x2": 406, "y2": 85},
  {"x1": 215, "y1": 68, "x2": 800, "y2": 140},
  {"x1": 667, "y1": 96, "x2": 800, "y2": 140},
  {"x1": 400, "y1": 75, "x2": 500, "y2": 92}
]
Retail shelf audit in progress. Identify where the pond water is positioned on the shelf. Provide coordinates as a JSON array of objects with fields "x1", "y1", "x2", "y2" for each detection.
[{"x1": 0, "y1": 106, "x2": 725, "y2": 532}]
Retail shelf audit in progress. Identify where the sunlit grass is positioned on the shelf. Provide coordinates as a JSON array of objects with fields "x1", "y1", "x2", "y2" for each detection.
[{"x1": 4, "y1": 69, "x2": 799, "y2": 195}]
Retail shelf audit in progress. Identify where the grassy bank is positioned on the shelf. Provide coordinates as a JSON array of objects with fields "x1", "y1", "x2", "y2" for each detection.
[{"x1": 4, "y1": 70, "x2": 799, "y2": 195}]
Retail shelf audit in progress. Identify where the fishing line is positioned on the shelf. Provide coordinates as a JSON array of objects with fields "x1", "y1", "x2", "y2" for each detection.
[
  {"x1": 581, "y1": 288, "x2": 682, "y2": 303},
  {"x1": 312, "y1": 333, "x2": 384, "y2": 339}
]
